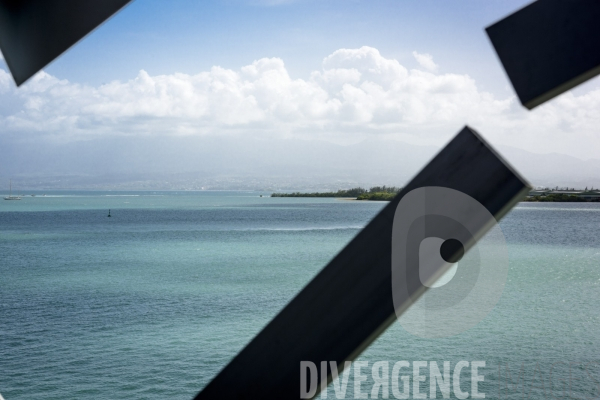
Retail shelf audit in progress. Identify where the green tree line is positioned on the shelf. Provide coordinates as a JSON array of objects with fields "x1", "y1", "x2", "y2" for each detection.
[
  {"x1": 271, "y1": 186, "x2": 402, "y2": 200},
  {"x1": 523, "y1": 194, "x2": 587, "y2": 202}
]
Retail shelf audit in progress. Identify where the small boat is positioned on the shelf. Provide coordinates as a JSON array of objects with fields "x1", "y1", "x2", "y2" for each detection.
[
  {"x1": 107, "y1": 209, "x2": 111, "y2": 218},
  {"x1": 4, "y1": 180, "x2": 21, "y2": 200}
]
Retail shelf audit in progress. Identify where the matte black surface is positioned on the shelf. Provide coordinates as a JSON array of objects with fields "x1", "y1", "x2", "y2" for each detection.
[
  {"x1": 194, "y1": 126, "x2": 530, "y2": 399},
  {"x1": 0, "y1": 0, "x2": 131, "y2": 86},
  {"x1": 486, "y1": 0, "x2": 600, "y2": 109},
  {"x1": 440, "y1": 239, "x2": 464, "y2": 263}
]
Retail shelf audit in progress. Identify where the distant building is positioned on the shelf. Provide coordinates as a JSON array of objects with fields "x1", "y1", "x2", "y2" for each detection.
[
  {"x1": 550, "y1": 190, "x2": 584, "y2": 195},
  {"x1": 528, "y1": 189, "x2": 551, "y2": 197},
  {"x1": 578, "y1": 190, "x2": 600, "y2": 199}
]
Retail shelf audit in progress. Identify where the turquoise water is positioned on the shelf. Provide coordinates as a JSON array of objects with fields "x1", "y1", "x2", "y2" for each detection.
[{"x1": 1, "y1": 192, "x2": 599, "y2": 399}]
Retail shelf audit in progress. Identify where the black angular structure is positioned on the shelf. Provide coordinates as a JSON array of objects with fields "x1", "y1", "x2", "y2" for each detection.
[
  {"x1": 0, "y1": 0, "x2": 131, "y2": 86},
  {"x1": 194, "y1": 126, "x2": 531, "y2": 399},
  {"x1": 487, "y1": 0, "x2": 600, "y2": 109}
]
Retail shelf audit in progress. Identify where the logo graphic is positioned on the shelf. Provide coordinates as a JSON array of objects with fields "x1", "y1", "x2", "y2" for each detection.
[{"x1": 391, "y1": 187, "x2": 508, "y2": 338}]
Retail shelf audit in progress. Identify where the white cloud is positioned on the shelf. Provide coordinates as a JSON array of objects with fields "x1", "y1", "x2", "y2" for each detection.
[
  {"x1": 0, "y1": 46, "x2": 599, "y2": 159},
  {"x1": 0, "y1": 69, "x2": 11, "y2": 93},
  {"x1": 412, "y1": 51, "x2": 438, "y2": 72}
]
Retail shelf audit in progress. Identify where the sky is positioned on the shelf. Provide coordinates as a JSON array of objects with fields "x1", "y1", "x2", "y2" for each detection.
[{"x1": 1, "y1": 0, "x2": 600, "y2": 184}]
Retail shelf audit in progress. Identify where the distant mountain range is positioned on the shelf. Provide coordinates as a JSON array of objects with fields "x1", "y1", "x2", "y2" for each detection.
[{"x1": 1, "y1": 135, "x2": 599, "y2": 190}]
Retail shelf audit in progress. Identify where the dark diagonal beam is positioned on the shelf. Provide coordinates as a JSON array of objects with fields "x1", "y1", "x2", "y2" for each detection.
[
  {"x1": 486, "y1": 0, "x2": 600, "y2": 109},
  {"x1": 193, "y1": 126, "x2": 531, "y2": 399},
  {"x1": 0, "y1": 0, "x2": 131, "y2": 86}
]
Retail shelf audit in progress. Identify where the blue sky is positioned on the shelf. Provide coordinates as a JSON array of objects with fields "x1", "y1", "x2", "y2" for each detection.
[
  {"x1": 1, "y1": 0, "x2": 600, "y2": 166},
  {"x1": 45, "y1": 0, "x2": 531, "y2": 92}
]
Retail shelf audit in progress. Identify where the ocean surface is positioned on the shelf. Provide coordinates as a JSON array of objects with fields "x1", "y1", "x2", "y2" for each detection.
[{"x1": 1, "y1": 191, "x2": 599, "y2": 399}]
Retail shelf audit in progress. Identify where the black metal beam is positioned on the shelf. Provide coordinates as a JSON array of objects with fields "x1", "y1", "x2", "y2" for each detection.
[
  {"x1": 0, "y1": 0, "x2": 131, "y2": 86},
  {"x1": 486, "y1": 0, "x2": 600, "y2": 109},
  {"x1": 193, "y1": 126, "x2": 531, "y2": 399}
]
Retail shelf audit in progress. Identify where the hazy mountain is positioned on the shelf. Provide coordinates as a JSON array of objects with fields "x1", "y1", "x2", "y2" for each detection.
[
  {"x1": 496, "y1": 145, "x2": 600, "y2": 189},
  {"x1": 1, "y1": 135, "x2": 599, "y2": 190}
]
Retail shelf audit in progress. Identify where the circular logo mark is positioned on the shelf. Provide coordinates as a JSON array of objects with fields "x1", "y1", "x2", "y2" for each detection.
[{"x1": 391, "y1": 187, "x2": 508, "y2": 338}]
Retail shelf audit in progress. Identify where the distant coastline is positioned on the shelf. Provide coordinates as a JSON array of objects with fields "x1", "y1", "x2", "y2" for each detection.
[
  {"x1": 272, "y1": 187, "x2": 600, "y2": 202},
  {"x1": 525, "y1": 188, "x2": 600, "y2": 202},
  {"x1": 271, "y1": 186, "x2": 401, "y2": 201}
]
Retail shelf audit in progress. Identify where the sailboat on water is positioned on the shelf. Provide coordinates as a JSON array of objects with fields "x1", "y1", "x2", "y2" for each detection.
[{"x1": 4, "y1": 180, "x2": 22, "y2": 200}]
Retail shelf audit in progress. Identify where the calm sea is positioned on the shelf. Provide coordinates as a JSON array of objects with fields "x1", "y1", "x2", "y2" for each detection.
[{"x1": 1, "y1": 191, "x2": 599, "y2": 399}]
